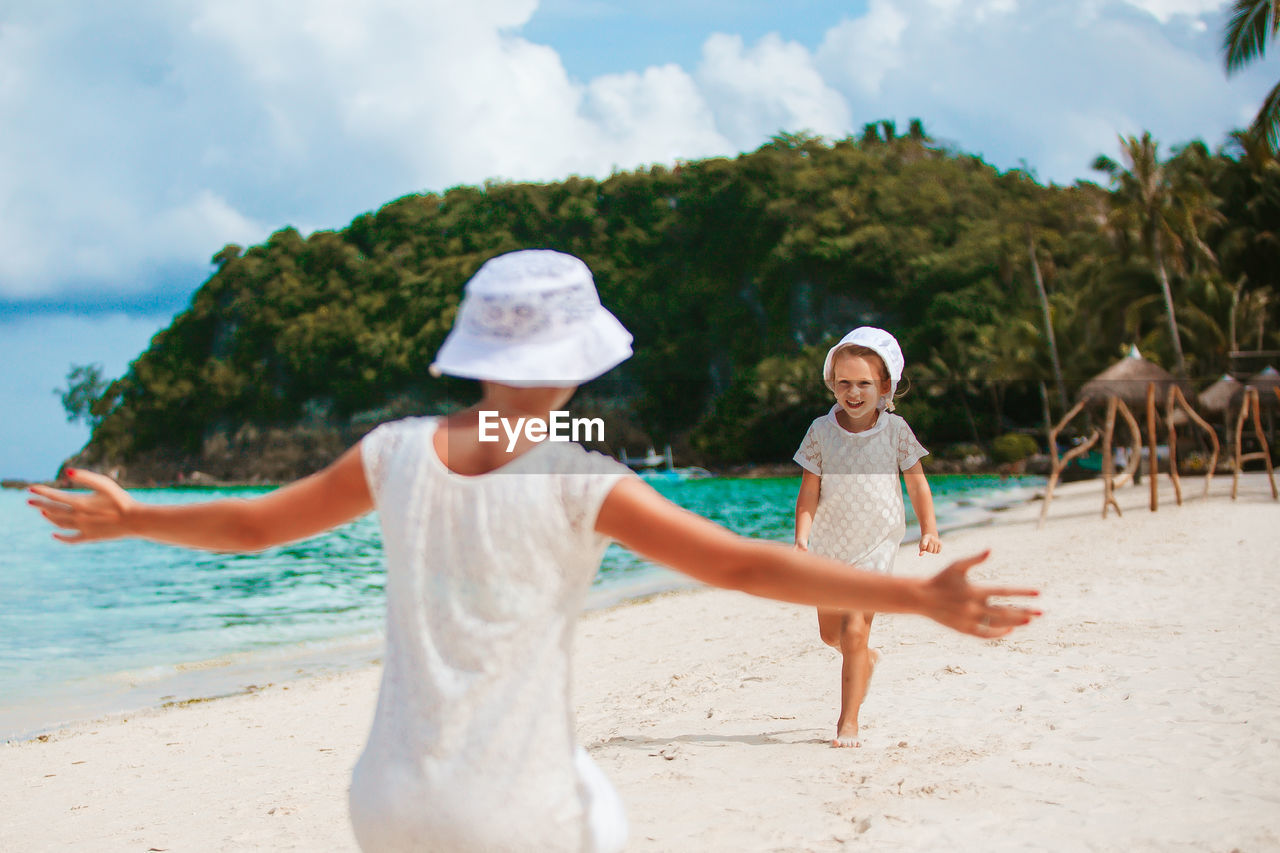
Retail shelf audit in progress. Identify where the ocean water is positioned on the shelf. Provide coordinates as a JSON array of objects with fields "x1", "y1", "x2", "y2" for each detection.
[{"x1": 0, "y1": 473, "x2": 1042, "y2": 740}]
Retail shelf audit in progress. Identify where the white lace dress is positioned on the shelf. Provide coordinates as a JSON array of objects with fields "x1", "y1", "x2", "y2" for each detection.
[
  {"x1": 793, "y1": 406, "x2": 928, "y2": 573},
  {"x1": 349, "y1": 417, "x2": 633, "y2": 852}
]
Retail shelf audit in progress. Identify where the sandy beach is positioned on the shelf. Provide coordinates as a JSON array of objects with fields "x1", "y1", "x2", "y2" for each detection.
[{"x1": 4, "y1": 472, "x2": 1279, "y2": 851}]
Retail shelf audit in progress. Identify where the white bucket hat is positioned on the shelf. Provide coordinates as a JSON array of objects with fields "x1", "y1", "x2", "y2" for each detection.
[
  {"x1": 822, "y1": 326, "x2": 904, "y2": 411},
  {"x1": 429, "y1": 249, "x2": 633, "y2": 386}
]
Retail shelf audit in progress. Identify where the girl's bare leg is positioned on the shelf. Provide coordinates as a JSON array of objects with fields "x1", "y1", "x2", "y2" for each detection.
[{"x1": 818, "y1": 609, "x2": 877, "y2": 747}]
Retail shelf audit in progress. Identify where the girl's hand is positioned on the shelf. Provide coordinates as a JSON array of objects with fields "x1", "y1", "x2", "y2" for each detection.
[
  {"x1": 922, "y1": 550, "x2": 1040, "y2": 638},
  {"x1": 793, "y1": 540, "x2": 808, "y2": 552},
  {"x1": 27, "y1": 469, "x2": 137, "y2": 543},
  {"x1": 918, "y1": 533, "x2": 941, "y2": 555}
]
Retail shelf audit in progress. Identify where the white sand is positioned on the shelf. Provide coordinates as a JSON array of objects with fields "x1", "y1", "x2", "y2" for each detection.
[{"x1": 4, "y1": 473, "x2": 1279, "y2": 851}]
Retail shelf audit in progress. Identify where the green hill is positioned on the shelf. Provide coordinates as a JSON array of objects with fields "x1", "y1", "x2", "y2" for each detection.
[{"x1": 70, "y1": 125, "x2": 1278, "y2": 483}]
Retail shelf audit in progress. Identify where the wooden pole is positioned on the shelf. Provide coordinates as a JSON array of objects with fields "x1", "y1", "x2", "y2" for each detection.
[
  {"x1": 1146, "y1": 382, "x2": 1158, "y2": 511},
  {"x1": 1113, "y1": 399, "x2": 1143, "y2": 488},
  {"x1": 1102, "y1": 396, "x2": 1121, "y2": 518},
  {"x1": 1038, "y1": 400, "x2": 1097, "y2": 528},
  {"x1": 1166, "y1": 389, "x2": 1184, "y2": 506},
  {"x1": 1233, "y1": 387, "x2": 1279, "y2": 500},
  {"x1": 1249, "y1": 389, "x2": 1278, "y2": 499},
  {"x1": 1233, "y1": 388, "x2": 1250, "y2": 500},
  {"x1": 1166, "y1": 385, "x2": 1220, "y2": 498}
]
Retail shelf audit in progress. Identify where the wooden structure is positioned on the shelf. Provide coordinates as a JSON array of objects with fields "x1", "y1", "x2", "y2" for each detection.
[
  {"x1": 1199, "y1": 374, "x2": 1244, "y2": 418},
  {"x1": 1077, "y1": 347, "x2": 1185, "y2": 514},
  {"x1": 1247, "y1": 366, "x2": 1280, "y2": 437},
  {"x1": 1037, "y1": 348, "x2": 1170, "y2": 527},
  {"x1": 1165, "y1": 384, "x2": 1220, "y2": 505},
  {"x1": 1037, "y1": 399, "x2": 1103, "y2": 528},
  {"x1": 1229, "y1": 350, "x2": 1280, "y2": 376},
  {"x1": 1197, "y1": 374, "x2": 1245, "y2": 444},
  {"x1": 1231, "y1": 385, "x2": 1278, "y2": 500},
  {"x1": 1039, "y1": 350, "x2": 1279, "y2": 524},
  {"x1": 1100, "y1": 395, "x2": 1142, "y2": 517}
]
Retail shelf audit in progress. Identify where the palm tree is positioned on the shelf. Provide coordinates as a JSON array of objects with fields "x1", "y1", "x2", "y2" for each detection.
[
  {"x1": 1214, "y1": 130, "x2": 1280, "y2": 353},
  {"x1": 1223, "y1": 0, "x2": 1280, "y2": 151},
  {"x1": 919, "y1": 314, "x2": 1033, "y2": 449},
  {"x1": 1026, "y1": 227, "x2": 1069, "y2": 413},
  {"x1": 1093, "y1": 133, "x2": 1190, "y2": 376}
]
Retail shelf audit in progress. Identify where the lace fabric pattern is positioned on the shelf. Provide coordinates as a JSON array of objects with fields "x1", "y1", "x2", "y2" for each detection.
[
  {"x1": 793, "y1": 409, "x2": 928, "y2": 572},
  {"x1": 461, "y1": 283, "x2": 600, "y2": 342},
  {"x1": 350, "y1": 417, "x2": 632, "y2": 852}
]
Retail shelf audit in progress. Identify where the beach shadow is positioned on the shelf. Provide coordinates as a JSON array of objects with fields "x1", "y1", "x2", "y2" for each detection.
[{"x1": 600, "y1": 729, "x2": 820, "y2": 749}]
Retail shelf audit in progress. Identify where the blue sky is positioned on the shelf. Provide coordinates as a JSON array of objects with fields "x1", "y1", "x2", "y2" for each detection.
[{"x1": 1, "y1": 0, "x2": 1275, "y2": 479}]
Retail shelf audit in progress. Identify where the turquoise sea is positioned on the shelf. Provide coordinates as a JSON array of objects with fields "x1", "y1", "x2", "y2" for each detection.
[{"x1": 0, "y1": 474, "x2": 1042, "y2": 741}]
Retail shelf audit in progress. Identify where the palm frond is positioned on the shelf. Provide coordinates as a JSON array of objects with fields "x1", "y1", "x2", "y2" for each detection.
[
  {"x1": 1223, "y1": 0, "x2": 1279, "y2": 74},
  {"x1": 1252, "y1": 78, "x2": 1280, "y2": 153},
  {"x1": 1091, "y1": 154, "x2": 1119, "y2": 177}
]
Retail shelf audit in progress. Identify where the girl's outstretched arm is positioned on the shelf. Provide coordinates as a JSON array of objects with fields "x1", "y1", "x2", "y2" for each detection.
[
  {"x1": 903, "y1": 461, "x2": 941, "y2": 555},
  {"x1": 595, "y1": 477, "x2": 1038, "y2": 638},
  {"x1": 794, "y1": 469, "x2": 820, "y2": 549},
  {"x1": 27, "y1": 445, "x2": 373, "y2": 552}
]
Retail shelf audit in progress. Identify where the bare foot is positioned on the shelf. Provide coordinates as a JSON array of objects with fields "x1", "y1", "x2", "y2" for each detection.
[{"x1": 832, "y1": 728, "x2": 861, "y2": 748}]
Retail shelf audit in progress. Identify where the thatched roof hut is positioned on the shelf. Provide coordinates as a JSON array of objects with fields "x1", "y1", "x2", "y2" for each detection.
[
  {"x1": 1247, "y1": 366, "x2": 1280, "y2": 409},
  {"x1": 1077, "y1": 346, "x2": 1188, "y2": 409},
  {"x1": 1198, "y1": 374, "x2": 1244, "y2": 415}
]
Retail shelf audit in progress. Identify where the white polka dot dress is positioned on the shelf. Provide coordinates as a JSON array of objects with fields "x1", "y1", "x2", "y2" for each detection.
[{"x1": 793, "y1": 406, "x2": 928, "y2": 573}]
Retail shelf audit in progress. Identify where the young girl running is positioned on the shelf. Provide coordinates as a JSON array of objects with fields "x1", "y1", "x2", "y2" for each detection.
[
  {"x1": 29, "y1": 252, "x2": 1036, "y2": 852},
  {"x1": 794, "y1": 326, "x2": 941, "y2": 748}
]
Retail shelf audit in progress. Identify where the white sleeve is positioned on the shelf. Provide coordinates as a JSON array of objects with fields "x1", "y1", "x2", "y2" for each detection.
[
  {"x1": 793, "y1": 421, "x2": 822, "y2": 475},
  {"x1": 896, "y1": 417, "x2": 929, "y2": 471},
  {"x1": 557, "y1": 449, "x2": 636, "y2": 542},
  {"x1": 359, "y1": 418, "x2": 417, "y2": 505}
]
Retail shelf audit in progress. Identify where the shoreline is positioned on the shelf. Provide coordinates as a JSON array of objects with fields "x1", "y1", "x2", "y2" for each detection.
[
  {"x1": 0, "y1": 572, "x2": 703, "y2": 746},
  {"x1": 2, "y1": 458, "x2": 1058, "y2": 489}
]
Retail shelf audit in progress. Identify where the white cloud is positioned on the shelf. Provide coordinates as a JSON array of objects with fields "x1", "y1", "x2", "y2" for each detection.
[
  {"x1": 1121, "y1": 0, "x2": 1226, "y2": 23},
  {"x1": 0, "y1": 0, "x2": 1267, "y2": 306},
  {"x1": 815, "y1": 0, "x2": 909, "y2": 97},
  {"x1": 154, "y1": 191, "x2": 266, "y2": 260},
  {"x1": 0, "y1": 0, "x2": 740, "y2": 299},
  {"x1": 924, "y1": 0, "x2": 1020, "y2": 21},
  {"x1": 582, "y1": 66, "x2": 729, "y2": 169},
  {"x1": 812, "y1": 0, "x2": 1253, "y2": 182},
  {"x1": 0, "y1": 6, "x2": 275, "y2": 298},
  {"x1": 696, "y1": 33, "x2": 851, "y2": 147},
  {"x1": 188, "y1": 1, "x2": 727, "y2": 185}
]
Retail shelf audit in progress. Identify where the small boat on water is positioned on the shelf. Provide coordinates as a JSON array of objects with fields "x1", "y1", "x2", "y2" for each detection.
[
  {"x1": 621, "y1": 445, "x2": 670, "y2": 470},
  {"x1": 619, "y1": 445, "x2": 712, "y2": 481}
]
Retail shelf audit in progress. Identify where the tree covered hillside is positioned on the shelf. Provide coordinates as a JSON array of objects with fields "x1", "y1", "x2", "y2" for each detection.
[{"x1": 71, "y1": 123, "x2": 1279, "y2": 481}]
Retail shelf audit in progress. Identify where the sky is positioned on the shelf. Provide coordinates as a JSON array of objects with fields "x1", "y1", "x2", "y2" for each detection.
[{"x1": 0, "y1": 0, "x2": 1276, "y2": 480}]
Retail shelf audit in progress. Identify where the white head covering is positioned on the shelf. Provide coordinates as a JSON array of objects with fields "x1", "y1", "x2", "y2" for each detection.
[
  {"x1": 822, "y1": 326, "x2": 904, "y2": 411},
  {"x1": 430, "y1": 249, "x2": 633, "y2": 386}
]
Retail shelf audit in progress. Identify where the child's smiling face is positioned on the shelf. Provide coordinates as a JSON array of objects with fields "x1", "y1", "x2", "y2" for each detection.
[{"x1": 830, "y1": 351, "x2": 890, "y2": 432}]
